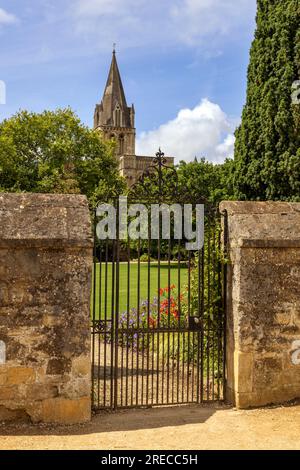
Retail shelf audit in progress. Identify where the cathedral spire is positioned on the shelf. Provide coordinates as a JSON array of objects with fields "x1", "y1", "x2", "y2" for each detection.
[
  {"x1": 93, "y1": 50, "x2": 173, "y2": 186},
  {"x1": 94, "y1": 51, "x2": 136, "y2": 157},
  {"x1": 95, "y1": 49, "x2": 133, "y2": 128}
]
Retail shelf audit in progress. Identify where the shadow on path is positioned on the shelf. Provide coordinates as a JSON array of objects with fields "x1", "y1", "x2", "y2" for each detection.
[{"x1": 0, "y1": 404, "x2": 227, "y2": 437}]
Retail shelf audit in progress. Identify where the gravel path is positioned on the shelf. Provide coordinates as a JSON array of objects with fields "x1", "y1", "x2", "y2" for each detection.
[{"x1": 0, "y1": 403, "x2": 299, "y2": 450}]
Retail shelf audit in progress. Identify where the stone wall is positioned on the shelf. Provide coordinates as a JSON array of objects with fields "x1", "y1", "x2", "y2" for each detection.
[
  {"x1": 0, "y1": 194, "x2": 93, "y2": 424},
  {"x1": 221, "y1": 202, "x2": 300, "y2": 408}
]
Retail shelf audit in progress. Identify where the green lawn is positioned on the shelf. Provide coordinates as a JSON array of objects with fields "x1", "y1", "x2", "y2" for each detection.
[{"x1": 92, "y1": 262, "x2": 188, "y2": 319}]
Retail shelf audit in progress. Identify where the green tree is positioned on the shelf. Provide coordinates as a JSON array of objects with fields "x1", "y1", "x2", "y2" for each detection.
[
  {"x1": 128, "y1": 158, "x2": 234, "y2": 205},
  {"x1": 177, "y1": 158, "x2": 234, "y2": 204},
  {"x1": 233, "y1": 0, "x2": 300, "y2": 201},
  {"x1": 0, "y1": 108, "x2": 126, "y2": 203}
]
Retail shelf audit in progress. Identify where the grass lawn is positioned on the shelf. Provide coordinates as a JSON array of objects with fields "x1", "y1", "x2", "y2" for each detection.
[{"x1": 92, "y1": 262, "x2": 189, "y2": 319}]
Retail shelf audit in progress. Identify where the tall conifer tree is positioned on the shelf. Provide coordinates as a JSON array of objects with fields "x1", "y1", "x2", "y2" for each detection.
[{"x1": 234, "y1": 0, "x2": 300, "y2": 200}]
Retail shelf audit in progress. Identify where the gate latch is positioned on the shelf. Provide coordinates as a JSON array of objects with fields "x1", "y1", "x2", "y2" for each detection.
[{"x1": 188, "y1": 316, "x2": 203, "y2": 331}]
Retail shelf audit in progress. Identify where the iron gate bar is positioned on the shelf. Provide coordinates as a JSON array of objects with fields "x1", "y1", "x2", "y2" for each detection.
[
  {"x1": 222, "y1": 208, "x2": 229, "y2": 402},
  {"x1": 126, "y1": 238, "x2": 130, "y2": 407},
  {"x1": 146, "y1": 218, "x2": 151, "y2": 406},
  {"x1": 92, "y1": 213, "x2": 96, "y2": 407}
]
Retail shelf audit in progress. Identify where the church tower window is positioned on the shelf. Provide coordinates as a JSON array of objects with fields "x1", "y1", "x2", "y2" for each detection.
[
  {"x1": 119, "y1": 134, "x2": 125, "y2": 155},
  {"x1": 114, "y1": 105, "x2": 121, "y2": 127}
]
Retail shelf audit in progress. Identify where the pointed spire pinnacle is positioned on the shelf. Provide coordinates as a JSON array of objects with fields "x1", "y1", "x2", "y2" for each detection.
[{"x1": 97, "y1": 49, "x2": 131, "y2": 128}]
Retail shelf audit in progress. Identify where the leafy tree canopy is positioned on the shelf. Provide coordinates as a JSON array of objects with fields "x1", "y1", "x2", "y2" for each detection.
[
  {"x1": 0, "y1": 108, "x2": 126, "y2": 204},
  {"x1": 128, "y1": 157, "x2": 234, "y2": 205},
  {"x1": 177, "y1": 158, "x2": 234, "y2": 204}
]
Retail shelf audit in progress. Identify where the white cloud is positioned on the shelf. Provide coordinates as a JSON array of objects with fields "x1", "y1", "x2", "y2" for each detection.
[
  {"x1": 0, "y1": 8, "x2": 18, "y2": 25},
  {"x1": 136, "y1": 99, "x2": 235, "y2": 163},
  {"x1": 215, "y1": 134, "x2": 235, "y2": 160},
  {"x1": 72, "y1": 0, "x2": 256, "y2": 53},
  {"x1": 170, "y1": 0, "x2": 254, "y2": 46}
]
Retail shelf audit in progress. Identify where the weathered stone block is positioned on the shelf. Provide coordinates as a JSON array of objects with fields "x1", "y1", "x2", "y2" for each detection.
[
  {"x1": 0, "y1": 406, "x2": 30, "y2": 423},
  {"x1": 72, "y1": 355, "x2": 91, "y2": 377},
  {"x1": 23, "y1": 384, "x2": 59, "y2": 401},
  {"x1": 29, "y1": 397, "x2": 91, "y2": 424},
  {"x1": 253, "y1": 356, "x2": 283, "y2": 390},
  {"x1": 46, "y1": 358, "x2": 71, "y2": 376},
  {"x1": 59, "y1": 378, "x2": 91, "y2": 399},
  {"x1": 0, "y1": 367, "x2": 35, "y2": 386},
  {"x1": 0, "y1": 386, "x2": 19, "y2": 401},
  {"x1": 6, "y1": 367, "x2": 35, "y2": 386},
  {"x1": 234, "y1": 352, "x2": 253, "y2": 393}
]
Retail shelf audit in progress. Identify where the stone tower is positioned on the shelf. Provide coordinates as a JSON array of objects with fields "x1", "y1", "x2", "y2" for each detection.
[
  {"x1": 94, "y1": 50, "x2": 174, "y2": 186},
  {"x1": 94, "y1": 49, "x2": 135, "y2": 159}
]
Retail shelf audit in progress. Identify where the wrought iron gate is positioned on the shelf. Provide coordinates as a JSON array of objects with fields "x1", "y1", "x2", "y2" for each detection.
[{"x1": 91, "y1": 151, "x2": 226, "y2": 410}]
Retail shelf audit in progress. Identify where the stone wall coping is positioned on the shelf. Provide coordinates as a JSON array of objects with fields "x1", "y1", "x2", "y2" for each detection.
[
  {"x1": 220, "y1": 201, "x2": 300, "y2": 215},
  {"x1": 238, "y1": 238, "x2": 300, "y2": 248},
  {"x1": 220, "y1": 201, "x2": 300, "y2": 246},
  {"x1": 0, "y1": 193, "x2": 93, "y2": 248},
  {"x1": 0, "y1": 239, "x2": 93, "y2": 249}
]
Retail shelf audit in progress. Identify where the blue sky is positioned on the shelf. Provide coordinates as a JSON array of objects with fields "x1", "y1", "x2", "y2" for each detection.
[{"x1": 0, "y1": 0, "x2": 257, "y2": 162}]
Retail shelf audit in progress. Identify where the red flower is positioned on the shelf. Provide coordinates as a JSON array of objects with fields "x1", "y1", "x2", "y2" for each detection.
[{"x1": 149, "y1": 317, "x2": 157, "y2": 328}]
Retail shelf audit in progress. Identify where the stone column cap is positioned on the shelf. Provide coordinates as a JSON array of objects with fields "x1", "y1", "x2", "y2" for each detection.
[
  {"x1": 0, "y1": 193, "x2": 93, "y2": 248},
  {"x1": 220, "y1": 201, "x2": 300, "y2": 247},
  {"x1": 220, "y1": 201, "x2": 300, "y2": 215}
]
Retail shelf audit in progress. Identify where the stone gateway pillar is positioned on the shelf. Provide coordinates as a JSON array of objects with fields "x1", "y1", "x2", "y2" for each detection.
[
  {"x1": 0, "y1": 194, "x2": 93, "y2": 424},
  {"x1": 221, "y1": 202, "x2": 300, "y2": 409}
]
